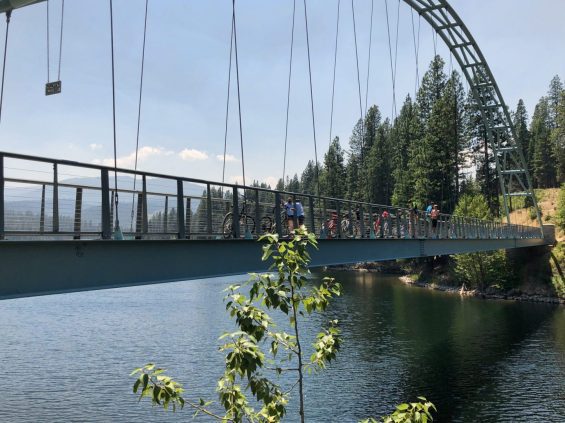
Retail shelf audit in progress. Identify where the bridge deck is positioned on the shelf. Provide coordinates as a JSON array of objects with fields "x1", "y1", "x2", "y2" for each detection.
[{"x1": 0, "y1": 151, "x2": 547, "y2": 300}]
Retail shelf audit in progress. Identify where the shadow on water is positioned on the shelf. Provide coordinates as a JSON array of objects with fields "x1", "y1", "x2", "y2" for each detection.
[{"x1": 312, "y1": 269, "x2": 561, "y2": 422}]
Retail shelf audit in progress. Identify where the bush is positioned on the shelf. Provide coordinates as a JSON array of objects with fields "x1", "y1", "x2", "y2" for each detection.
[{"x1": 556, "y1": 185, "x2": 565, "y2": 231}]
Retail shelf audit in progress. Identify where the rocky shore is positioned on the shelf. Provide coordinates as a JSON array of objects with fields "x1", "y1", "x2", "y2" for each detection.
[{"x1": 327, "y1": 262, "x2": 565, "y2": 305}]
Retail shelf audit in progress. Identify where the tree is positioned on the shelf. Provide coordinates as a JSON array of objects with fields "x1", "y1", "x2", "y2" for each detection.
[
  {"x1": 453, "y1": 193, "x2": 515, "y2": 290},
  {"x1": 391, "y1": 96, "x2": 420, "y2": 207},
  {"x1": 513, "y1": 99, "x2": 531, "y2": 171},
  {"x1": 530, "y1": 97, "x2": 556, "y2": 188},
  {"x1": 547, "y1": 75, "x2": 564, "y2": 129},
  {"x1": 321, "y1": 137, "x2": 346, "y2": 198},
  {"x1": 132, "y1": 229, "x2": 343, "y2": 422},
  {"x1": 552, "y1": 91, "x2": 565, "y2": 184},
  {"x1": 300, "y1": 160, "x2": 317, "y2": 195}
]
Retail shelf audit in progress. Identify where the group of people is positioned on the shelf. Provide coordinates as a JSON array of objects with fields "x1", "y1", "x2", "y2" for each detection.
[
  {"x1": 407, "y1": 201, "x2": 440, "y2": 237},
  {"x1": 283, "y1": 197, "x2": 305, "y2": 232}
]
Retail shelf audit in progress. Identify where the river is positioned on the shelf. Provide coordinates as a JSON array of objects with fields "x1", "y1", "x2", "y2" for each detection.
[{"x1": 0, "y1": 270, "x2": 564, "y2": 422}]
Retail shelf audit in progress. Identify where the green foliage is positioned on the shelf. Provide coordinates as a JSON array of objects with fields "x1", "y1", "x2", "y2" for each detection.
[
  {"x1": 360, "y1": 398, "x2": 436, "y2": 423},
  {"x1": 453, "y1": 194, "x2": 516, "y2": 289},
  {"x1": 556, "y1": 185, "x2": 565, "y2": 231},
  {"x1": 132, "y1": 228, "x2": 343, "y2": 422}
]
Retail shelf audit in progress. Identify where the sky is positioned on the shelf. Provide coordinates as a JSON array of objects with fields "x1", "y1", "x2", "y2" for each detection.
[{"x1": 0, "y1": 0, "x2": 564, "y2": 187}]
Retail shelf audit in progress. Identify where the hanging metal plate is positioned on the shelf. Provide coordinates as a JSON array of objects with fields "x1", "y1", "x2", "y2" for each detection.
[{"x1": 45, "y1": 80, "x2": 61, "y2": 95}]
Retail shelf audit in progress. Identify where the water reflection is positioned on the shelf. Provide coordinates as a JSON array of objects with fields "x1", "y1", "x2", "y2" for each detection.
[{"x1": 0, "y1": 271, "x2": 563, "y2": 422}]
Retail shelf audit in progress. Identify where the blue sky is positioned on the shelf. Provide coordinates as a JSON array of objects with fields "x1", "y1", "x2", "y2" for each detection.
[{"x1": 0, "y1": 0, "x2": 564, "y2": 187}]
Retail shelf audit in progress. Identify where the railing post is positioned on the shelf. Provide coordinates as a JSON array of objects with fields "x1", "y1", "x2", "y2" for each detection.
[
  {"x1": 232, "y1": 186, "x2": 240, "y2": 239},
  {"x1": 53, "y1": 163, "x2": 59, "y2": 233},
  {"x1": 336, "y1": 201, "x2": 342, "y2": 239},
  {"x1": 359, "y1": 204, "x2": 365, "y2": 238},
  {"x1": 0, "y1": 154, "x2": 3, "y2": 240},
  {"x1": 309, "y1": 195, "x2": 315, "y2": 233},
  {"x1": 206, "y1": 183, "x2": 213, "y2": 237},
  {"x1": 73, "y1": 187, "x2": 83, "y2": 239},
  {"x1": 164, "y1": 195, "x2": 169, "y2": 234},
  {"x1": 274, "y1": 191, "x2": 282, "y2": 237},
  {"x1": 348, "y1": 202, "x2": 353, "y2": 237},
  {"x1": 255, "y1": 189, "x2": 260, "y2": 236},
  {"x1": 177, "y1": 180, "x2": 185, "y2": 239},
  {"x1": 142, "y1": 175, "x2": 148, "y2": 234},
  {"x1": 101, "y1": 168, "x2": 111, "y2": 239},
  {"x1": 135, "y1": 193, "x2": 143, "y2": 239},
  {"x1": 185, "y1": 197, "x2": 191, "y2": 239},
  {"x1": 40, "y1": 184, "x2": 45, "y2": 233},
  {"x1": 395, "y1": 209, "x2": 401, "y2": 239}
]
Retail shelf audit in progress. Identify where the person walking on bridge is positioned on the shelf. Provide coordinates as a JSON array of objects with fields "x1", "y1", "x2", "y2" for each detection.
[
  {"x1": 284, "y1": 197, "x2": 295, "y2": 233},
  {"x1": 295, "y1": 198, "x2": 305, "y2": 228}
]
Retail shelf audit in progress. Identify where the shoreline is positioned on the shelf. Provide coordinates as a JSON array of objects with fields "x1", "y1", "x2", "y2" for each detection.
[{"x1": 327, "y1": 265, "x2": 565, "y2": 305}]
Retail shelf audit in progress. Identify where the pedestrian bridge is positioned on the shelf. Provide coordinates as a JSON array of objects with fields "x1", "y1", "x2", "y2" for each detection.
[{"x1": 0, "y1": 152, "x2": 550, "y2": 300}]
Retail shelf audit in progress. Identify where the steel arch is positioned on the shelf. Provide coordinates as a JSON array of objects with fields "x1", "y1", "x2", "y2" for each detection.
[{"x1": 402, "y1": 0, "x2": 542, "y2": 231}]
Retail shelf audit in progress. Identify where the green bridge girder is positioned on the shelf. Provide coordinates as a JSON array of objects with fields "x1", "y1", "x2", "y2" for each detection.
[
  {"x1": 0, "y1": 236, "x2": 550, "y2": 300},
  {"x1": 402, "y1": 0, "x2": 541, "y2": 226}
]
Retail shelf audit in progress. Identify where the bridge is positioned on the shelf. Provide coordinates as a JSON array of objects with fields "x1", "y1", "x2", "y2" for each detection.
[
  {"x1": 0, "y1": 0, "x2": 552, "y2": 299},
  {"x1": 0, "y1": 151, "x2": 549, "y2": 300}
]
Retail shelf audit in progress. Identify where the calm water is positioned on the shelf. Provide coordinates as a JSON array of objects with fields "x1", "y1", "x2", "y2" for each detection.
[{"x1": 1, "y1": 271, "x2": 564, "y2": 422}]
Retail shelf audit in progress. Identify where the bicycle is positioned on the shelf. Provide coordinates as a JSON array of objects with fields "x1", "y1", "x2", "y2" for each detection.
[
  {"x1": 222, "y1": 205, "x2": 256, "y2": 239},
  {"x1": 258, "y1": 206, "x2": 289, "y2": 237}
]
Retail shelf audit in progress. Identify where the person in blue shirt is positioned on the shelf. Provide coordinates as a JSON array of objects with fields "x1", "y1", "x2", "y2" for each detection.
[
  {"x1": 284, "y1": 197, "x2": 295, "y2": 232},
  {"x1": 295, "y1": 198, "x2": 305, "y2": 227},
  {"x1": 426, "y1": 202, "x2": 433, "y2": 214}
]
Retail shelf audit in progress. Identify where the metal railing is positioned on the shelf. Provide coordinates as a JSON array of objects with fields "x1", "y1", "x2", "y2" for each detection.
[{"x1": 0, "y1": 151, "x2": 543, "y2": 241}]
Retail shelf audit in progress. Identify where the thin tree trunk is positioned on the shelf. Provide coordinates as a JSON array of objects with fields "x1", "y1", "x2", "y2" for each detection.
[{"x1": 291, "y1": 282, "x2": 305, "y2": 423}]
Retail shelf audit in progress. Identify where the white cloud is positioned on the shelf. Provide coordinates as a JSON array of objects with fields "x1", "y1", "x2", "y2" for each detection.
[
  {"x1": 99, "y1": 146, "x2": 174, "y2": 168},
  {"x1": 89, "y1": 143, "x2": 103, "y2": 151},
  {"x1": 264, "y1": 176, "x2": 278, "y2": 189},
  {"x1": 216, "y1": 154, "x2": 238, "y2": 162},
  {"x1": 179, "y1": 148, "x2": 208, "y2": 161}
]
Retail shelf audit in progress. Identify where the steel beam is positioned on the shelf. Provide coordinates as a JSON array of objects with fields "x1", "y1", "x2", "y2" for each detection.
[{"x1": 0, "y1": 237, "x2": 550, "y2": 300}]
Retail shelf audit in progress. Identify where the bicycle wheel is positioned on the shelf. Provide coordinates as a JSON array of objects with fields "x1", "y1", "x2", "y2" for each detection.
[
  {"x1": 222, "y1": 212, "x2": 233, "y2": 239},
  {"x1": 259, "y1": 216, "x2": 274, "y2": 234},
  {"x1": 240, "y1": 215, "x2": 255, "y2": 236}
]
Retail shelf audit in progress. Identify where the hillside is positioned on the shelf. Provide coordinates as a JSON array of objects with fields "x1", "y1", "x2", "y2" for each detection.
[{"x1": 508, "y1": 188, "x2": 564, "y2": 241}]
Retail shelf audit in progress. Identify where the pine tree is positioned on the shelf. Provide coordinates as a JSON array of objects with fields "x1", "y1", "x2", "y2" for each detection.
[
  {"x1": 300, "y1": 160, "x2": 317, "y2": 195},
  {"x1": 417, "y1": 55, "x2": 447, "y2": 124},
  {"x1": 553, "y1": 91, "x2": 565, "y2": 184},
  {"x1": 366, "y1": 119, "x2": 392, "y2": 204},
  {"x1": 320, "y1": 137, "x2": 346, "y2": 198},
  {"x1": 547, "y1": 75, "x2": 564, "y2": 129},
  {"x1": 530, "y1": 97, "x2": 556, "y2": 188},
  {"x1": 513, "y1": 99, "x2": 530, "y2": 168}
]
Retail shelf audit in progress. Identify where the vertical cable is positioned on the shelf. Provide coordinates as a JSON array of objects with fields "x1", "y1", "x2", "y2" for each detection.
[
  {"x1": 303, "y1": 0, "x2": 321, "y2": 197},
  {"x1": 130, "y1": 0, "x2": 149, "y2": 232},
  {"x1": 221, "y1": 16, "x2": 234, "y2": 187},
  {"x1": 328, "y1": 0, "x2": 340, "y2": 148},
  {"x1": 109, "y1": 0, "x2": 120, "y2": 233},
  {"x1": 282, "y1": 0, "x2": 296, "y2": 185},
  {"x1": 351, "y1": 0, "x2": 364, "y2": 150},
  {"x1": 232, "y1": 0, "x2": 246, "y2": 194},
  {"x1": 57, "y1": 0, "x2": 64, "y2": 81},
  {"x1": 46, "y1": 0, "x2": 50, "y2": 82},
  {"x1": 363, "y1": 0, "x2": 374, "y2": 119},
  {"x1": 0, "y1": 11, "x2": 12, "y2": 125}
]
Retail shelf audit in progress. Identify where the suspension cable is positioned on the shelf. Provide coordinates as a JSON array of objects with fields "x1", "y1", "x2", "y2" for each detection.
[
  {"x1": 57, "y1": 0, "x2": 64, "y2": 81},
  {"x1": 232, "y1": 0, "x2": 247, "y2": 195},
  {"x1": 129, "y1": 0, "x2": 149, "y2": 232},
  {"x1": 282, "y1": 0, "x2": 296, "y2": 186},
  {"x1": 303, "y1": 0, "x2": 321, "y2": 197},
  {"x1": 351, "y1": 0, "x2": 364, "y2": 155},
  {"x1": 384, "y1": 0, "x2": 399, "y2": 119},
  {"x1": 393, "y1": 0, "x2": 400, "y2": 115},
  {"x1": 328, "y1": 0, "x2": 340, "y2": 148},
  {"x1": 0, "y1": 10, "x2": 12, "y2": 125},
  {"x1": 109, "y1": 0, "x2": 121, "y2": 235},
  {"x1": 410, "y1": 9, "x2": 421, "y2": 97},
  {"x1": 46, "y1": 0, "x2": 50, "y2": 82},
  {"x1": 363, "y1": 0, "x2": 374, "y2": 119},
  {"x1": 221, "y1": 18, "x2": 234, "y2": 193}
]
